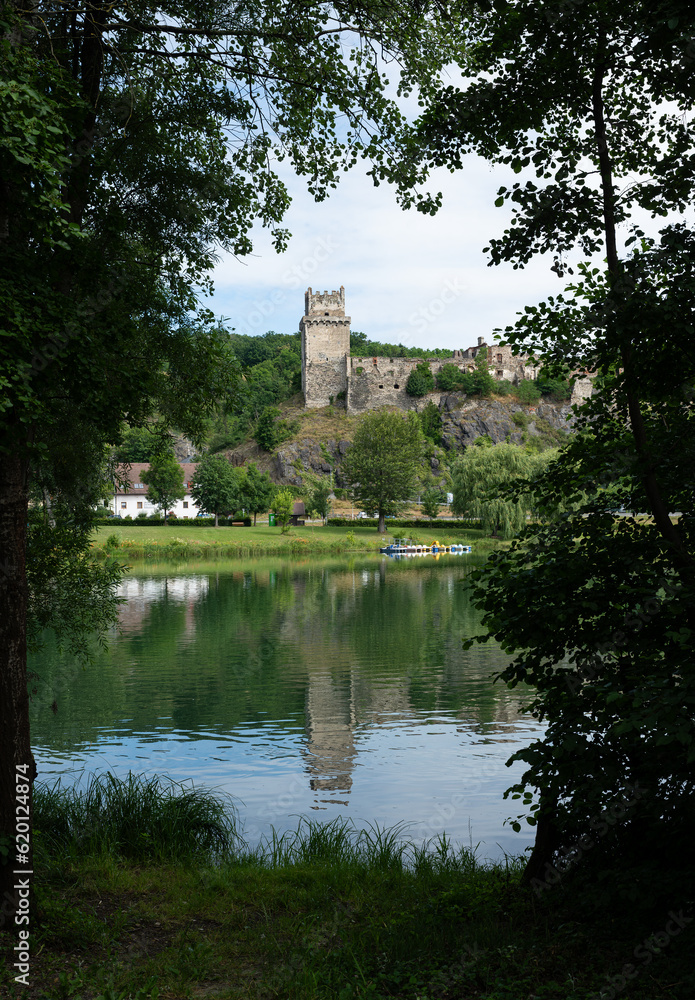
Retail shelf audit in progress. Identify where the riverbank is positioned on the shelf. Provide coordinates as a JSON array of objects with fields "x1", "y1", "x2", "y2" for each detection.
[
  {"x1": 2, "y1": 776, "x2": 690, "y2": 1000},
  {"x1": 92, "y1": 522, "x2": 500, "y2": 562}
]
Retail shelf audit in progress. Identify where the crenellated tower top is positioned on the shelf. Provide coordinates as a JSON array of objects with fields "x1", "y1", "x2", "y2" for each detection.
[{"x1": 305, "y1": 286, "x2": 346, "y2": 317}]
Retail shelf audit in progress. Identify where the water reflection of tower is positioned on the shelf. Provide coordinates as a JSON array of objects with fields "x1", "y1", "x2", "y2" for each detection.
[{"x1": 304, "y1": 671, "x2": 357, "y2": 805}]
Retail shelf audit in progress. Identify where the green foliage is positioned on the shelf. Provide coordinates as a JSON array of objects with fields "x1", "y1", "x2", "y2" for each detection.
[
  {"x1": 271, "y1": 487, "x2": 295, "y2": 534},
  {"x1": 516, "y1": 379, "x2": 542, "y2": 405},
  {"x1": 472, "y1": 346, "x2": 496, "y2": 398},
  {"x1": 255, "y1": 407, "x2": 281, "y2": 452},
  {"x1": 419, "y1": 400, "x2": 443, "y2": 443},
  {"x1": 341, "y1": 410, "x2": 424, "y2": 530},
  {"x1": 304, "y1": 478, "x2": 332, "y2": 522},
  {"x1": 190, "y1": 454, "x2": 240, "y2": 525},
  {"x1": 537, "y1": 376, "x2": 572, "y2": 401},
  {"x1": 350, "y1": 331, "x2": 452, "y2": 359},
  {"x1": 113, "y1": 426, "x2": 159, "y2": 463},
  {"x1": 451, "y1": 444, "x2": 556, "y2": 539},
  {"x1": 435, "y1": 363, "x2": 466, "y2": 392},
  {"x1": 141, "y1": 450, "x2": 186, "y2": 523},
  {"x1": 239, "y1": 463, "x2": 276, "y2": 525},
  {"x1": 405, "y1": 360, "x2": 435, "y2": 397},
  {"x1": 420, "y1": 487, "x2": 443, "y2": 520}
]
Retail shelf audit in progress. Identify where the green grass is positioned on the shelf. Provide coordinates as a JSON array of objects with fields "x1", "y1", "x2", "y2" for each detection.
[
  {"x1": 2, "y1": 775, "x2": 693, "y2": 999},
  {"x1": 91, "y1": 523, "x2": 499, "y2": 562}
]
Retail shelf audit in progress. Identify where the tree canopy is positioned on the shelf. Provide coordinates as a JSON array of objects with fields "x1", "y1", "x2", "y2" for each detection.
[
  {"x1": 141, "y1": 451, "x2": 186, "y2": 523},
  {"x1": 191, "y1": 454, "x2": 241, "y2": 526},
  {"x1": 0, "y1": 0, "x2": 455, "y2": 918},
  {"x1": 341, "y1": 410, "x2": 423, "y2": 532},
  {"x1": 389, "y1": 0, "x2": 695, "y2": 901}
]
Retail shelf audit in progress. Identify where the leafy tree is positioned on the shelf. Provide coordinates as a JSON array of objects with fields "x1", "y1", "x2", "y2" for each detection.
[
  {"x1": 420, "y1": 487, "x2": 443, "y2": 520},
  {"x1": 405, "y1": 360, "x2": 435, "y2": 397},
  {"x1": 0, "y1": 0, "x2": 454, "y2": 918},
  {"x1": 255, "y1": 407, "x2": 281, "y2": 452},
  {"x1": 390, "y1": 0, "x2": 695, "y2": 895},
  {"x1": 142, "y1": 451, "x2": 186, "y2": 524},
  {"x1": 436, "y1": 363, "x2": 467, "y2": 392},
  {"x1": 342, "y1": 411, "x2": 423, "y2": 532},
  {"x1": 419, "y1": 400, "x2": 443, "y2": 444},
  {"x1": 191, "y1": 455, "x2": 240, "y2": 526},
  {"x1": 239, "y1": 463, "x2": 276, "y2": 525},
  {"x1": 451, "y1": 444, "x2": 555, "y2": 539},
  {"x1": 272, "y1": 488, "x2": 295, "y2": 534},
  {"x1": 113, "y1": 426, "x2": 159, "y2": 463},
  {"x1": 515, "y1": 379, "x2": 542, "y2": 406},
  {"x1": 471, "y1": 346, "x2": 496, "y2": 398},
  {"x1": 305, "y1": 478, "x2": 332, "y2": 523}
]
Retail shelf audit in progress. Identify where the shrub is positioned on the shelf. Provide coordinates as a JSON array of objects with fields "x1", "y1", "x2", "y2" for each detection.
[
  {"x1": 436, "y1": 363, "x2": 466, "y2": 392},
  {"x1": 495, "y1": 379, "x2": 515, "y2": 395},
  {"x1": 537, "y1": 376, "x2": 572, "y2": 401},
  {"x1": 405, "y1": 360, "x2": 435, "y2": 397},
  {"x1": 516, "y1": 379, "x2": 542, "y2": 405}
]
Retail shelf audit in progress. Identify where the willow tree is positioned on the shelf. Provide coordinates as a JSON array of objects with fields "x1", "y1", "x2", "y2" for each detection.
[
  {"x1": 451, "y1": 443, "x2": 555, "y2": 538},
  {"x1": 0, "y1": 0, "x2": 453, "y2": 922}
]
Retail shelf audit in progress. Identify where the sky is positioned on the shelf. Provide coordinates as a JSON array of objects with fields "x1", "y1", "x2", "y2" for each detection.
[{"x1": 209, "y1": 154, "x2": 577, "y2": 354}]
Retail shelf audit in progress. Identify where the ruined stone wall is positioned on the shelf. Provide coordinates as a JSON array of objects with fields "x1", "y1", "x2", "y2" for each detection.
[{"x1": 347, "y1": 356, "x2": 443, "y2": 414}]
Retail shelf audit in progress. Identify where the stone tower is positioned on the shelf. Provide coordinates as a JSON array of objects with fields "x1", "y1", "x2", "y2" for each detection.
[{"x1": 300, "y1": 287, "x2": 351, "y2": 408}]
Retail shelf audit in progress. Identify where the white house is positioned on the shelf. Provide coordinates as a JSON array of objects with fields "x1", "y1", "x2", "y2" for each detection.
[{"x1": 112, "y1": 462, "x2": 201, "y2": 519}]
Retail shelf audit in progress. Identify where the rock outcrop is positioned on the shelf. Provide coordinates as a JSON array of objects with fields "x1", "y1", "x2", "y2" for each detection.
[
  {"x1": 228, "y1": 397, "x2": 576, "y2": 486},
  {"x1": 439, "y1": 396, "x2": 575, "y2": 451}
]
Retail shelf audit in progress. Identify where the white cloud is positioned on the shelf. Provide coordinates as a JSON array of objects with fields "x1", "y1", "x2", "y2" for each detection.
[{"x1": 209, "y1": 147, "x2": 692, "y2": 352}]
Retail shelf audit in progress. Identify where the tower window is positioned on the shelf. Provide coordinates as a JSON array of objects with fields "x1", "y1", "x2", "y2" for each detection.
[
  {"x1": 394, "y1": 384, "x2": 400, "y2": 389},
  {"x1": 379, "y1": 384, "x2": 384, "y2": 389}
]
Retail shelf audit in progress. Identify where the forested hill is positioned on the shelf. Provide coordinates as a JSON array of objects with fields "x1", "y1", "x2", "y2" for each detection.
[{"x1": 115, "y1": 329, "x2": 454, "y2": 461}]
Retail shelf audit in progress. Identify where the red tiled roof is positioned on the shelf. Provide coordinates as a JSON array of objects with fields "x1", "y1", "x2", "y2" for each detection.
[{"x1": 114, "y1": 462, "x2": 198, "y2": 496}]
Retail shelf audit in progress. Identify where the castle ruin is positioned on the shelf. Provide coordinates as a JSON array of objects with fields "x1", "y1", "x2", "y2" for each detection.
[{"x1": 300, "y1": 287, "x2": 590, "y2": 413}]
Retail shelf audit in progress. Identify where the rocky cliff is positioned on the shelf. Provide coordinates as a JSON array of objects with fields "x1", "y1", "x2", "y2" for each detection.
[
  {"x1": 229, "y1": 395, "x2": 575, "y2": 487},
  {"x1": 439, "y1": 396, "x2": 575, "y2": 451}
]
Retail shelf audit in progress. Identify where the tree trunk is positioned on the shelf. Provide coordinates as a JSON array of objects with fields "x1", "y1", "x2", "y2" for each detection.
[
  {"x1": 214, "y1": 512, "x2": 219, "y2": 527},
  {"x1": 0, "y1": 450, "x2": 34, "y2": 929},
  {"x1": 253, "y1": 511, "x2": 257, "y2": 526},
  {"x1": 378, "y1": 512, "x2": 386, "y2": 533}
]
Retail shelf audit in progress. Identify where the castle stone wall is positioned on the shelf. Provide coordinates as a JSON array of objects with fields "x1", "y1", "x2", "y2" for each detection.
[
  {"x1": 300, "y1": 288, "x2": 589, "y2": 414},
  {"x1": 347, "y1": 356, "x2": 443, "y2": 414}
]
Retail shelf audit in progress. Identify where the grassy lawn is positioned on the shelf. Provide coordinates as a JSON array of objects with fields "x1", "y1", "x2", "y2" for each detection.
[
  {"x1": 2, "y1": 776, "x2": 691, "y2": 1000},
  {"x1": 91, "y1": 522, "x2": 496, "y2": 561}
]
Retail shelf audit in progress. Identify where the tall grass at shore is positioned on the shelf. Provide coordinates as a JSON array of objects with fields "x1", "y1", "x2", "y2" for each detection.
[{"x1": 6, "y1": 773, "x2": 690, "y2": 1000}]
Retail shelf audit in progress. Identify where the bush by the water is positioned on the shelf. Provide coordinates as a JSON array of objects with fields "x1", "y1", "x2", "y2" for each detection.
[{"x1": 327, "y1": 517, "x2": 479, "y2": 528}]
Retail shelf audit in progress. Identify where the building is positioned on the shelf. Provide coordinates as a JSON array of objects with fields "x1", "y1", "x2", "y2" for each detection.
[
  {"x1": 111, "y1": 462, "x2": 201, "y2": 518},
  {"x1": 300, "y1": 287, "x2": 591, "y2": 413}
]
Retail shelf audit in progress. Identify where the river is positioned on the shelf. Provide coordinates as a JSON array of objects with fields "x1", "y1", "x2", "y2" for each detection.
[{"x1": 29, "y1": 553, "x2": 543, "y2": 859}]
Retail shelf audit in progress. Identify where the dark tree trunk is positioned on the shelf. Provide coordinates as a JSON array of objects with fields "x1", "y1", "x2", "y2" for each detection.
[
  {"x1": 378, "y1": 512, "x2": 386, "y2": 533},
  {"x1": 0, "y1": 450, "x2": 34, "y2": 928}
]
